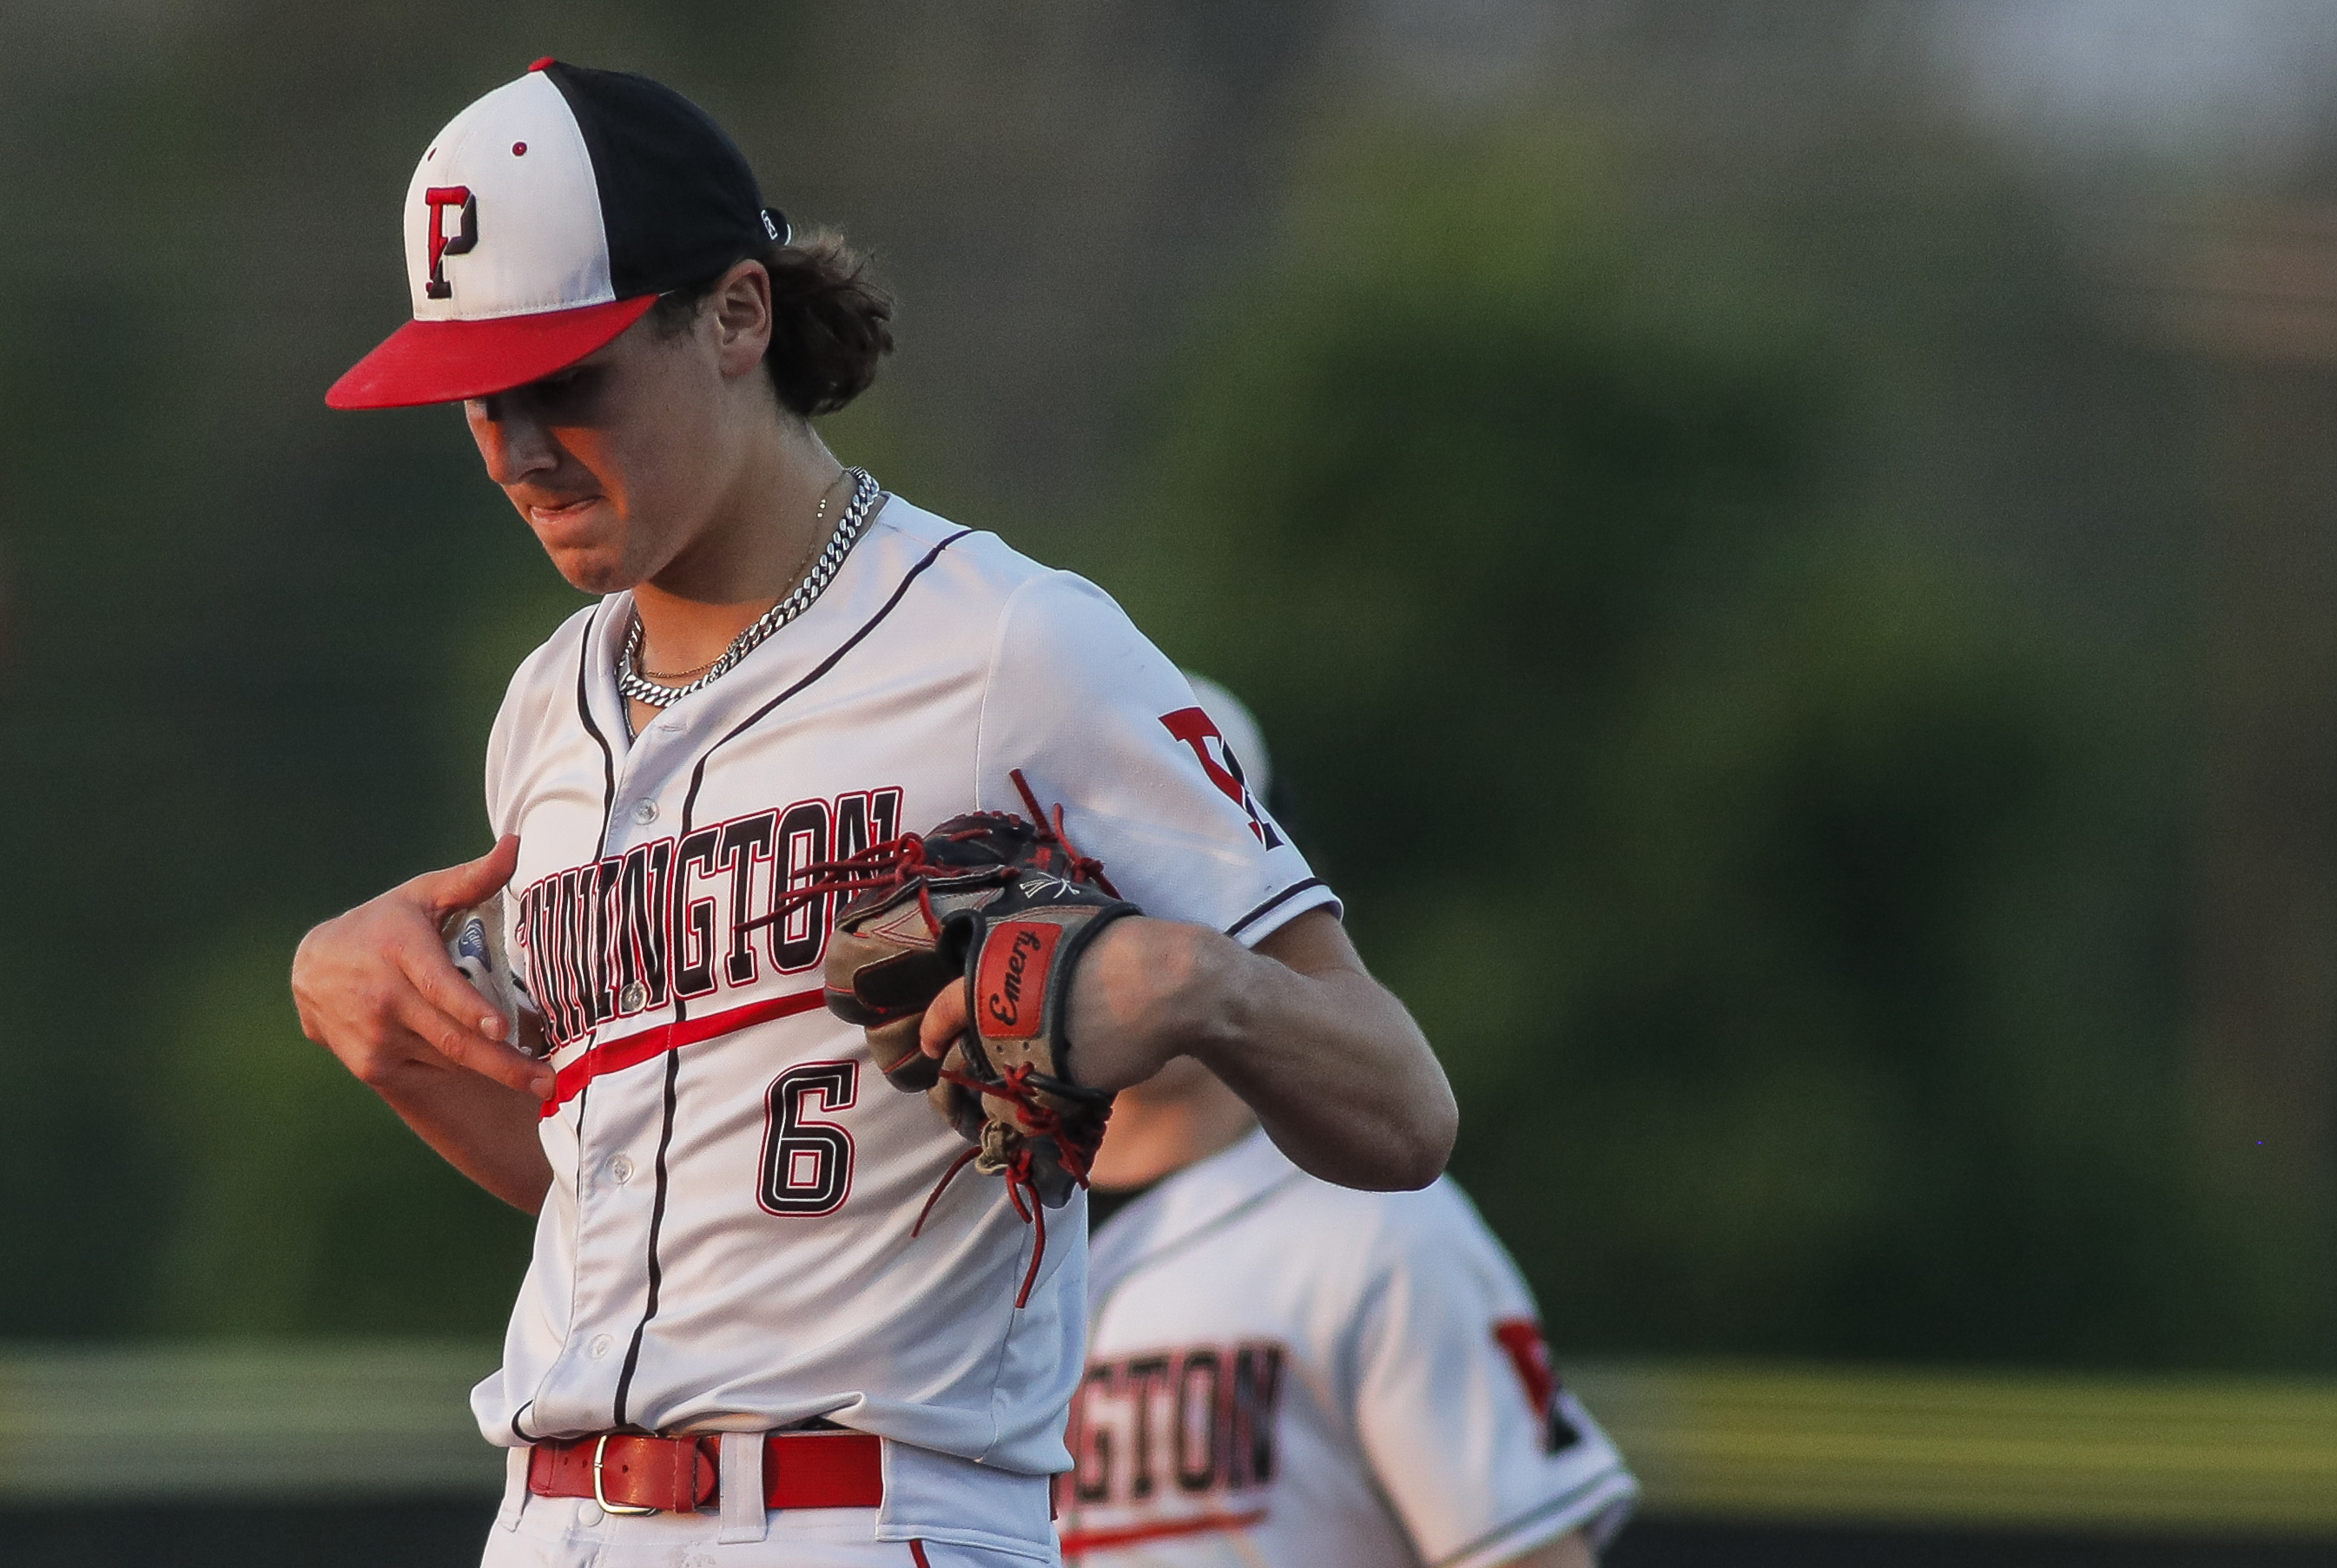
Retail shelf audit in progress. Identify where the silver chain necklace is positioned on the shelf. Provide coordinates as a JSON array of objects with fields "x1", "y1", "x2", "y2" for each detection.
[{"x1": 617, "y1": 467, "x2": 880, "y2": 709}]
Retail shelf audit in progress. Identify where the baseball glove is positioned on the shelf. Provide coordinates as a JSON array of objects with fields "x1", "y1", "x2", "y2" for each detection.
[{"x1": 788, "y1": 770, "x2": 1138, "y2": 1303}]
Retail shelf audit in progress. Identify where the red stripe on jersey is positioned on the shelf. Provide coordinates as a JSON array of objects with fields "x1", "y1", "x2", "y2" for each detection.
[
  {"x1": 1057, "y1": 1508, "x2": 1270, "y2": 1558},
  {"x1": 542, "y1": 987, "x2": 828, "y2": 1114}
]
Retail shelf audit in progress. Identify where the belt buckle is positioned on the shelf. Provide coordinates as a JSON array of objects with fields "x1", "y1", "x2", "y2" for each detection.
[{"x1": 592, "y1": 1434, "x2": 661, "y2": 1516}]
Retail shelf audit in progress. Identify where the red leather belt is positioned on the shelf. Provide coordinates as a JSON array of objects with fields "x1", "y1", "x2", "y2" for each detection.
[{"x1": 528, "y1": 1430, "x2": 883, "y2": 1515}]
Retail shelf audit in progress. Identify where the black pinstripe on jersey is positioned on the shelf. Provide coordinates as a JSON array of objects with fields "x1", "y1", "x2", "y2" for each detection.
[
  {"x1": 574, "y1": 609, "x2": 619, "y2": 853},
  {"x1": 609, "y1": 517, "x2": 972, "y2": 1429}
]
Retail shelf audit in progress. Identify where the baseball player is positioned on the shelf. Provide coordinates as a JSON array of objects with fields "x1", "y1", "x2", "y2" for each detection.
[
  {"x1": 1059, "y1": 679, "x2": 1637, "y2": 1568},
  {"x1": 287, "y1": 61, "x2": 1456, "y2": 1568}
]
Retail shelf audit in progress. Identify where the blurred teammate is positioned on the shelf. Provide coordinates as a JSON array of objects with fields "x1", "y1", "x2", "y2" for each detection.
[{"x1": 1057, "y1": 678, "x2": 1637, "y2": 1568}]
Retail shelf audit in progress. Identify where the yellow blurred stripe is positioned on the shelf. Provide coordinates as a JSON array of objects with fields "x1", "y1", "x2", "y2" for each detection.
[
  {"x1": 0, "y1": 1343, "x2": 2327, "y2": 1533},
  {"x1": 1568, "y1": 1360, "x2": 2337, "y2": 1536},
  {"x1": 0, "y1": 1342, "x2": 504, "y2": 1500}
]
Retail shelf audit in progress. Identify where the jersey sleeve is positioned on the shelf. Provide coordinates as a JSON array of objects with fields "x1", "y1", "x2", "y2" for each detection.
[
  {"x1": 974, "y1": 570, "x2": 1337, "y2": 945},
  {"x1": 481, "y1": 604, "x2": 601, "y2": 955},
  {"x1": 482, "y1": 601, "x2": 599, "y2": 838},
  {"x1": 1345, "y1": 1187, "x2": 1640, "y2": 1568},
  {"x1": 482, "y1": 667, "x2": 525, "y2": 838}
]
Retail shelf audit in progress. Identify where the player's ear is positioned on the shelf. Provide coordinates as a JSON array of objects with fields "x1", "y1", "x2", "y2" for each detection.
[{"x1": 710, "y1": 260, "x2": 775, "y2": 380}]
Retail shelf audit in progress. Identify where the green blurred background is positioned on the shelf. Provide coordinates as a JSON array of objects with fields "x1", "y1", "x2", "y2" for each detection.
[{"x1": 3, "y1": 0, "x2": 2334, "y2": 1388}]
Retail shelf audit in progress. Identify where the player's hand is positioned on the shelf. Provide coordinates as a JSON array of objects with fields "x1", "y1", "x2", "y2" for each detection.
[
  {"x1": 916, "y1": 915, "x2": 1230, "y2": 1094},
  {"x1": 292, "y1": 835, "x2": 556, "y2": 1100}
]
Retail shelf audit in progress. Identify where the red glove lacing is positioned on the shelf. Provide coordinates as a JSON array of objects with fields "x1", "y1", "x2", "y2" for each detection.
[
  {"x1": 912, "y1": 1058, "x2": 1109, "y2": 1307},
  {"x1": 742, "y1": 769, "x2": 1118, "y2": 942}
]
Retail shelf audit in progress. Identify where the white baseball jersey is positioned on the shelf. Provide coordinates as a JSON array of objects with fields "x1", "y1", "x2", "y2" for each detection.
[
  {"x1": 469, "y1": 496, "x2": 1333, "y2": 1558},
  {"x1": 1059, "y1": 1130, "x2": 1637, "y2": 1568}
]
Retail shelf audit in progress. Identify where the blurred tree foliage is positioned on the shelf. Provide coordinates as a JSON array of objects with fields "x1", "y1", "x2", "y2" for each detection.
[
  {"x1": 1094, "y1": 111, "x2": 2292, "y2": 1367},
  {"x1": 1, "y1": 4, "x2": 2320, "y2": 1371}
]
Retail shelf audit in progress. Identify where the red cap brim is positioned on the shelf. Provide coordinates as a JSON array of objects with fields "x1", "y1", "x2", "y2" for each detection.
[{"x1": 325, "y1": 294, "x2": 660, "y2": 410}]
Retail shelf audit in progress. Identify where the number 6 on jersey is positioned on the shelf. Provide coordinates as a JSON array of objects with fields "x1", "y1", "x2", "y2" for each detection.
[{"x1": 761, "y1": 1062, "x2": 858, "y2": 1216}]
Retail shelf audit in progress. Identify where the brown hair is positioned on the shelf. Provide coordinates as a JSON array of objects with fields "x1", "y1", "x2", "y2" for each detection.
[{"x1": 650, "y1": 231, "x2": 894, "y2": 418}]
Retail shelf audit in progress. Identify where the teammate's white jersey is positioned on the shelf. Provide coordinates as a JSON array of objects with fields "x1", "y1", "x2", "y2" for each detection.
[
  {"x1": 470, "y1": 497, "x2": 1332, "y2": 1556},
  {"x1": 1060, "y1": 1130, "x2": 1636, "y2": 1568}
]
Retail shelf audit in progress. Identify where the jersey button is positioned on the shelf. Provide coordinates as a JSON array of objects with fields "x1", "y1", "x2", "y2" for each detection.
[
  {"x1": 588, "y1": 1333, "x2": 613, "y2": 1360},
  {"x1": 631, "y1": 799, "x2": 659, "y2": 825},
  {"x1": 619, "y1": 981, "x2": 648, "y2": 1012},
  {"x1": 607, "y1": 1154, "x2": 635, "y2": 1185}
]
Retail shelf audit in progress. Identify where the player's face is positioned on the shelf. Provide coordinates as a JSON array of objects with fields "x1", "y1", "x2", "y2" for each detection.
[{"x1": 463, "y1": 315, "x2": 735, "y2": 595}]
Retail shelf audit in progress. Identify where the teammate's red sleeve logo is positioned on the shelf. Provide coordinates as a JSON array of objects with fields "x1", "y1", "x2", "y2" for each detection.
[
  {"x1": 1492, "y1": 1319, "x2": 1556, "y2": 1420},
  {"x1": 1159, "y1": 708, "x2": 1282, "y2": 848},
  {"x1": 1493, "y1": 1318, "x2": 1584, "y2": 1455},
  {"x1": 423, "y1": 186, "x2": 478, "y2": 299}
]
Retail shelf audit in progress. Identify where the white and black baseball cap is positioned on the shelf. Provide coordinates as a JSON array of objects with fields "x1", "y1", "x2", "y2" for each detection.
[{"x1": 327, "y1": 59, "x2": 787, "y2": 410}]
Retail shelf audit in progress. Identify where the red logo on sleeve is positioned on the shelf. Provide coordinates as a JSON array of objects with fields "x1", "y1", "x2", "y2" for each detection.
[
  {"x1": 1492, "y1": 1319, "x2": 1556, "y2": 1421},
  {"x1": 1494, "y1": 1318, "x2": 1584, "y2": 1454},
  {"x1": 978, "y1": 921, "x2": 1060, "y2": 1038},
  {"x1": 423, "y1": 186, "x2": 478, "y2": 299},
  {"x1": 1159, "y1": 708, "x2": 1282, "y2": 848}
]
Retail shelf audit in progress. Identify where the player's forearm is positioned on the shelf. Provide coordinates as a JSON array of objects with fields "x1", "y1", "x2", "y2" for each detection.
[
  {"x1": 371, "y1": 1062, "x2": 554, "y2": 1213},
  {"x1": 1193, "y1": 914, "x2": 1456, "y2": 1190},
  {"x1": 928, "y1": 909, "x2": 1457, "y2": 1189}
]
